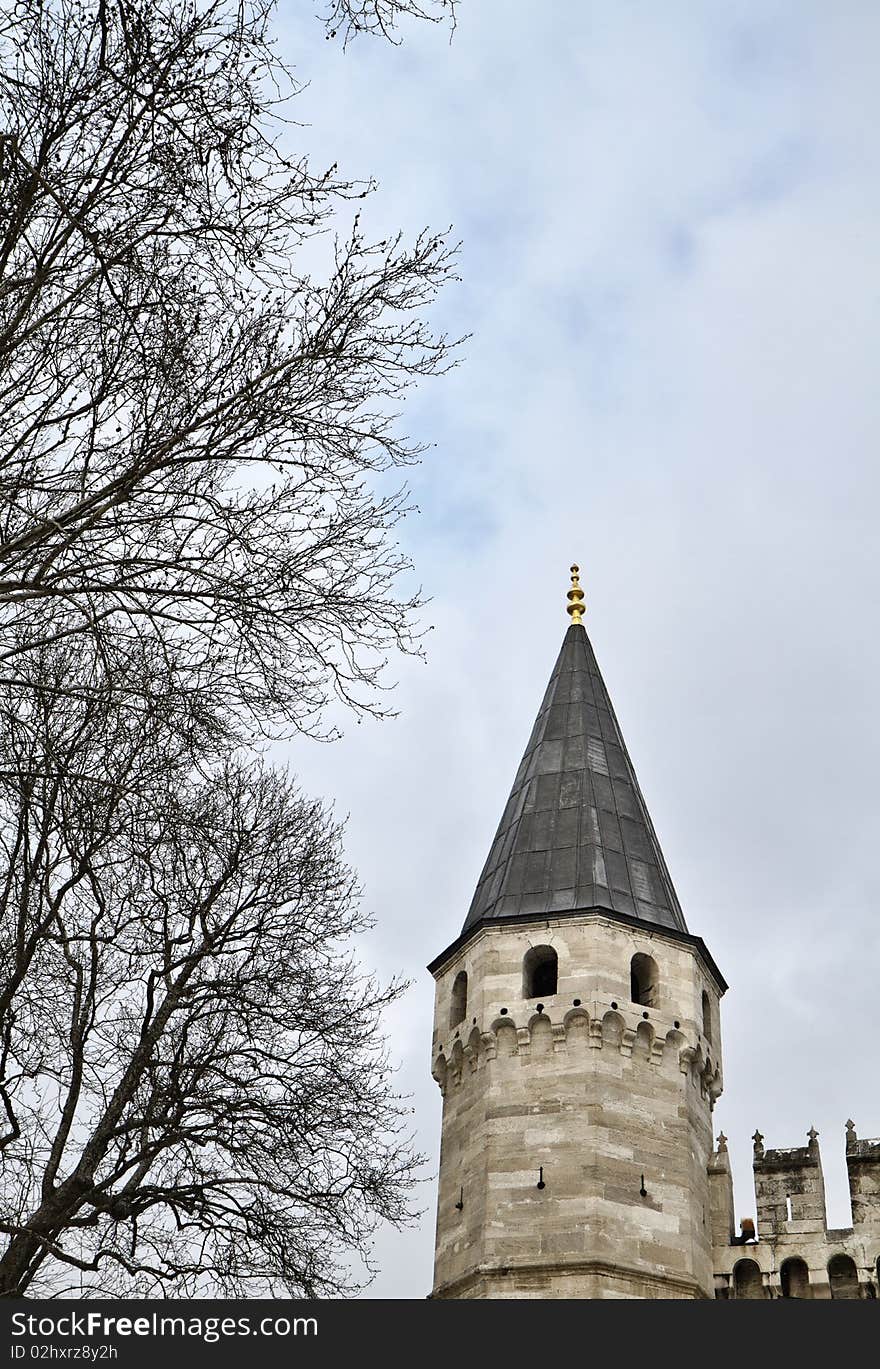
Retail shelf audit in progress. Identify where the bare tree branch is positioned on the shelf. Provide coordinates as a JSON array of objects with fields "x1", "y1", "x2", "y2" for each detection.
[
  {"x1": 0, "y1": 1, "x2": 461, "y2": 739},
  {"x1": 0, "y1": 649, "x2": 420, "y2": 1297},
  {"x1": 320, "y1": 0, "x2": 457, "y2": 46}
]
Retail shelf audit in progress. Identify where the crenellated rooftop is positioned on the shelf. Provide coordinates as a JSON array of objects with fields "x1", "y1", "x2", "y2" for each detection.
[{"x1": 709, "y1": 1122, "x2": 880, "y2": 1298}]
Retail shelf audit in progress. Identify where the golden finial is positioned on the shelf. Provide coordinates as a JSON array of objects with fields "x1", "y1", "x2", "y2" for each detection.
[{"x1": 566, "y1": 564, "x2": 585, "y2": 625}]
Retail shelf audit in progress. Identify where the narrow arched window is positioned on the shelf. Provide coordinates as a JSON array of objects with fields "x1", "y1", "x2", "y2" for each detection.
[
  {"x1": 828, "y1": 1253, "x2": 860, "y2": 1299},
  {"x1": 523, "y1": 945, "x2": 558, "y2": 999},
  {"x1": 449, "y1": 970, "x2": 467, "y2": 1029},
  {"x1": 702, "y1": 989, "x2": 712, "y2": 1042},
  {"x1": 733, "y1": 1259, "x2": 764, "y2": 1299},
  {"x1": 630, "y1": 952, "x2": 658, "y2": 1008}
]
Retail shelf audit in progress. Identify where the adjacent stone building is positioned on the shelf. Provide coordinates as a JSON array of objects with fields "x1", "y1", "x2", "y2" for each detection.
[
  {"x1": 428, "y1": 568, "x2": 880, "y2": 1299},
  {"x1": 710, "y1": 1124, "x2": 880, "y2": 1297}
]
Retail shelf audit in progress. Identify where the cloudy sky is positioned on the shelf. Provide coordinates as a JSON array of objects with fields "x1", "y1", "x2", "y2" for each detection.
[{"x1": 274, "y1": 2, "x2": 880, "y2": 1296}]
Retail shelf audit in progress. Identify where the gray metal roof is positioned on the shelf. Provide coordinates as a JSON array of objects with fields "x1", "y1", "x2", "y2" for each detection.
[{"x1": 462, "y1": 622, "x2": 687, "y2": 935}]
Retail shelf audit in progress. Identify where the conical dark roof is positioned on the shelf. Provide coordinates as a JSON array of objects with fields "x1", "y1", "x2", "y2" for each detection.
[{"x1": 462, "y1": 622, "x2": 687, "y2": 935}]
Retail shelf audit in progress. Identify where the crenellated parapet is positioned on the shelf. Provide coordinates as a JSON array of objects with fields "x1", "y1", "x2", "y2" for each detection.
[
  {"x1": 431, "y1": 997, "x2": 722, "y2": 1104},
  {"x1": 846, "y1": 1120, "x2": 880, "y2": 1233},
  {"x1": 709, "y1": 1123, "x2": 880, "y2": 1299},
  {"x1": 752, "y1": 1125, "x2": 826, "y2": 1237}
]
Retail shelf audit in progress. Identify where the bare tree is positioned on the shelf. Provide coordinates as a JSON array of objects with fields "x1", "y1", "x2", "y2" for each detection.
[
  {"x1": 0, "y1": 649, "x2": 418, "y2": 1297},
  {"x1": 0, "y1": 0, "x2": 462, "y2": 1298},
  {"x1": 0, "y1": 0, "x2": 459, "y2": 739}
]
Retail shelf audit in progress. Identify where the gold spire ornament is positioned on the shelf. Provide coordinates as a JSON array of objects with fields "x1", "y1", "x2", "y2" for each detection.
[{"x1": 566, "y1": 564, "x2": 585, "y2": 624}]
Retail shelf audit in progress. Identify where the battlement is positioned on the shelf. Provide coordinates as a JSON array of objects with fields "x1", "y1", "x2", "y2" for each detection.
[
  {"x1": 845, "y1": 1121, "x2": 880, "y2": 1232},
  {"x1": 757, "y1": 1144, "x2": 816, "y2": 1167},
  {"x1": 848, "y1": 1138, "x2": 880, "y2": 1160},
  {"x1": 709, "y1": 1123, "x2": 880, "y2": 1298},
  {"x1": 751, "y1": 1126, "x2": 826, "y2": 1235},
  {"x1": 432, "y1": 998, "x2": 721, "y2": 1105}
]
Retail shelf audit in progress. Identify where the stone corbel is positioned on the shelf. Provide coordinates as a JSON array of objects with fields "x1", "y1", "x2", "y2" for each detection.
[
  {"x1": 431, "y1": 1056, "x2": 448, "y2": 1096},
  {"x1": 679, "y1": 1043, "x2": 698, "y2": 1076},
  {"x1": 480, "y1": 1031, "x2": 497, "y2": 1062}
]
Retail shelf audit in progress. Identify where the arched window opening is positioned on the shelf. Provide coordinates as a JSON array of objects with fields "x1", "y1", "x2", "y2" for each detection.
[
  {"x1": 630, "y1": 952, "x2": 658, "y2": 1008},
  {"x1": 701, "y1": 989, "x2": 712, "y2": 1042},
  {"x1": 449, "y1": 970, "x2": 468, "y2": 1029},
  {"x1": 523, "y1": 945, "x2": 558, "y2": 999},
  {"x1": 828, "y1": 1253, "x2": 860, "y2": 1300},
  {"x1": 780, "y1": 1257, "x2": 811, "y2": 1299},
  {"x1": 733, "y1": 1259, "x2": 765, "y2": 1300}
]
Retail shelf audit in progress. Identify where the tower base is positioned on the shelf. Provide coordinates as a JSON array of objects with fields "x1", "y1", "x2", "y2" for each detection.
[{"x1": 432, "y1": 1259, "x2": 708, "y2": 1299}]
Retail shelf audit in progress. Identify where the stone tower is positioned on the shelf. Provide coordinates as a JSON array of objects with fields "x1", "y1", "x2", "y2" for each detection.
[{"x1": 428, "y1": 568, "x2": 726, "y2": 1299}]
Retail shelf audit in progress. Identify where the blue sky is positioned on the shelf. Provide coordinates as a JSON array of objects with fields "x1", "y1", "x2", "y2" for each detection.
[{"x1": 273, "y1": 1, "x2": 880, "y2": 1295}]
